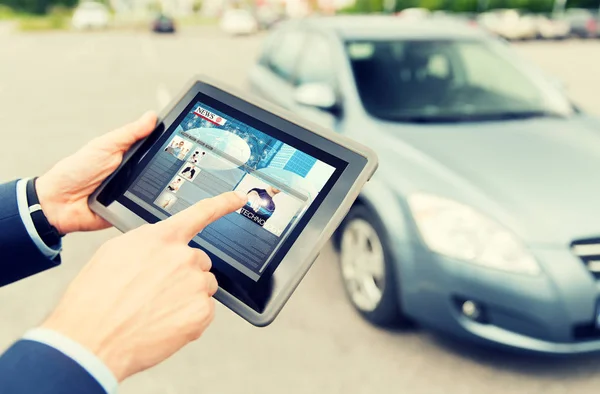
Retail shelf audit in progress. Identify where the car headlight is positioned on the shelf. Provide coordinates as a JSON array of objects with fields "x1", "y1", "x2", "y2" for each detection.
[{"x1": 408, "y1": 193, "x2": 540, "y2": 275}]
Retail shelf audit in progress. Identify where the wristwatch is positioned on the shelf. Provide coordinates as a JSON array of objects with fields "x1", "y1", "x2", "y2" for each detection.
[{"x1": 26, "y1": 177, "x2": 63, "y2": 248}]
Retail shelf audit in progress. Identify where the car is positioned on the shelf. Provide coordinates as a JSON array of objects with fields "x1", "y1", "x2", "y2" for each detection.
[
  {"x1": 477, "y1": 9, "x2": 538, "y2": 40},
  {"x1": 151, "y1": 14, "x2": 176, "y2": 33},
  {"x1": 255, "y1": 5, "x2": 285, "y2": 30},
  {"x1": 430, "y1": 11, "x2": 479, "y2": 28},
  {"x1": 220, "y1": 8, "x2": 259, "y2": 36},
  {"x1": 396, "y1": 8, "x2": 430, "y2": 19},
  {"x1": 534, "y1": 14, "x2": 570, "y2": 40},
  {"x1": 71, "y1": 1, "x2": 110, "y2": 30},
  {"x1": 249, "y1": 16, "x2": 600, "y2": 354},
  {"x1": 557, "y1": 8, "x2": 599, "y2": 38}
]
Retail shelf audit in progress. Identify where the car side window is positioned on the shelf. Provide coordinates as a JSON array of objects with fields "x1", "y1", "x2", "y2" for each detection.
[
  {"x1": 266, "y1": 30, "x2": 307, "y2": 82},
  {"x1": 295, "y1": 34, "x2": 335, "y2": 86}
]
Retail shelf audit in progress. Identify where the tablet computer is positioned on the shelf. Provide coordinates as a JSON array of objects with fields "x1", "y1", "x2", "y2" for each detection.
[{"x1": 89, "y1": 76, "x2": 378, "y2": 326}]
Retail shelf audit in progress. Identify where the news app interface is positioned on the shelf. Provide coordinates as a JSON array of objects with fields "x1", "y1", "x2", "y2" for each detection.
[{"x1": 125, "y1": 101, "x2": 336, "y2": 280}]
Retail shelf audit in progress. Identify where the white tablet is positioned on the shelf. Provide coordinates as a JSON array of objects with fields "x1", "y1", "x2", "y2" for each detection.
[{"x1": 89, "y1": 76, "x2": 378, "y2": 326}]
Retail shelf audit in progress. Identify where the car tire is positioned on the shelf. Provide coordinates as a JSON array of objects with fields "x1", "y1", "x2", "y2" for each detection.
[{"x1": 336, "y1": 205, "x2": 411, "y2": 328}]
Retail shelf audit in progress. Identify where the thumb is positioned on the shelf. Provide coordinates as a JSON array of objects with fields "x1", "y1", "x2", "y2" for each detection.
[
  {"x1": 162, "y1": 191, "x2": 248, "y2": 242},
  {"x1": 101, "y1": 111, "x2": 157, "y2": 152}
]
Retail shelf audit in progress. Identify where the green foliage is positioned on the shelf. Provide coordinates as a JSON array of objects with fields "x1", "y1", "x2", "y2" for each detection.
[
  {"x1": 338, "y1": 0, "x2": 385, "y2": 13},
  {"x1": 0, "y1": 4, "x2": 15, "y2": 18},
  {"x1": 0, "y1": 0, "x2": 76, "y2": 15},
  {"x1": 17, "y1": 5, "x2": 70, "y2": 29},
  {"x1": 338, "y1": 0, "x2": 599, "y2": 13},
  {"x1": 1, "y1": 0, "x2": 599, "y2": 18}
]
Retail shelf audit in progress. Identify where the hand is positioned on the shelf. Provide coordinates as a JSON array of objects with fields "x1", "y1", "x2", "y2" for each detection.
[
  {"x1": 247, "y1": 191, "x2": 261, "y2": 211},
  {"x1": 36, "y1": 112, "x2": 157, "y2": 235},
  {"x1": 41, "y1": 191, "x2": 248, "y2": 382}
]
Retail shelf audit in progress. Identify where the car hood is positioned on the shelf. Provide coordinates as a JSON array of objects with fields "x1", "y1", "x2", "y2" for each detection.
[{"x1": 368, "y1": 116, "x2": 600, "y2": 246}]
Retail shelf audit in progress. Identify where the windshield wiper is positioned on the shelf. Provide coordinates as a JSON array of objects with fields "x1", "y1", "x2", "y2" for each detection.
[
  {"x1": 486, "y1": 111, "x2": 565, "y2": 120},
  {"x1": 383, "y1": 111, "x2": 565, "y2": 124}
]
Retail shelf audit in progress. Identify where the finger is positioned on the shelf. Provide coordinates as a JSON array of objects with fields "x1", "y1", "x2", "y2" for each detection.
[
  {"x1": 204, "y1": 272, "x2": 218, "y2": 296},
  {"x1": 163, "y1": 191, "x2": 248, "y2": 241},
  {"x1": 101, "y1": 111, "x2": 157, "y2": 152},
  {"x1": 191, "y1": 248, "x2": 212, "y2": 272}
]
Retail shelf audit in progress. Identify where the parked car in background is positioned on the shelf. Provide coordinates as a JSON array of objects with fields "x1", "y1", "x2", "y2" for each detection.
[
  {"x1": 478, "y1": 9, "x2": 537, "y2": 40},
  {"x1": 151, "y1": 14, "x2": 176, "y2": 34},
  {"x1": 255, "y1": 5, "x2": 285, "y2": 30},
  {"x1": 249, "y1": 16, "x2": 600, "y2": 354},
  {"x1": 534, "y1": 14, "x2": 570, "y2": 40},
  {"x1": 558, "y1": 8, "x2": 599, "y2": 38},
  {"x1": 431, "y1": 10, "x2": 478, "y2": 27},
  {"x1": 220, "y1": 8, "x2": 259, "y2": 35},
  {"x1": 71, "y1": 2, "x2": 109, "y2": 30},
  {"x1": 396, "y1": 8, "x2": 430, "y2": 19}
]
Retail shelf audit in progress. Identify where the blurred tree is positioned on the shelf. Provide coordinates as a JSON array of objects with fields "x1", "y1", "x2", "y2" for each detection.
[
  {"x1": 447, "y1": 0, "x2": 479, "y2": 12},
  {"x1": 350, "y1": 0, "x2": 385, "y2": 12},
  {"x1": 6, "y1": 0, "x2": 596, "y2": 14},
  {"x1": 0, "y1": 0, "x2": 76, "y2": 14},
  {"x1": 395, "y1": 0, "x2": 419, "y2": 9},
  {"x1": 192, "y1": 0, "x2": 203, "y2": 13},
  {"x1": 568, "y1": 0, "x2": 600, "y2": 8},
  {"x1": 19, "y1": 0, "x2": 52, "y2": 14},
  {"x1": 419, "y1": 0, "x2": 446, "y2": 9}
]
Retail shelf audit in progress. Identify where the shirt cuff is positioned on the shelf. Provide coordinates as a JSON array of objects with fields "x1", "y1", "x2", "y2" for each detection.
[
  {"x1": 23, "y1": 328, "x2": 118, "y2": 394},
  {"x1": 16, "y1": 178, "x2": 62, "y2": 260}
]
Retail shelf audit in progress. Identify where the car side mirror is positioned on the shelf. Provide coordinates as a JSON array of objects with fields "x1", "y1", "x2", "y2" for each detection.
[{"x1": 294, "y1": 83, "x2": 341, "y2": 115}]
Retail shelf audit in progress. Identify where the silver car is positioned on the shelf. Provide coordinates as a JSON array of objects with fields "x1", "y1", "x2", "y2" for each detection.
[{"x1": 248, "y1": 16, "x2": 600, "y2": 354}]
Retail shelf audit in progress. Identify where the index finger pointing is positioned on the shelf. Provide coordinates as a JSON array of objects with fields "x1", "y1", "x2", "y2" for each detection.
[{"x1": 164, "y1": 191, "x2": 248, "y2": 241}]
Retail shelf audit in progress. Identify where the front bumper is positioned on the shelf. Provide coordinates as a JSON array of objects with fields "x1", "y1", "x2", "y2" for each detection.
[{"x1": 399, "y1": 244, "x2": 600, "y2": 354}]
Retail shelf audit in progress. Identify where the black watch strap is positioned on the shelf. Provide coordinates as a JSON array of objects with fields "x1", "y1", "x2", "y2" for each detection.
[{"x1": 26, "y1": 177, "x2": 63, "y2": 248}]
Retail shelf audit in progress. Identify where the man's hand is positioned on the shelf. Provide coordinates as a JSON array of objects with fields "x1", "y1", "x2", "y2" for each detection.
[
  {"x1": 36, "y1": 112, "x2": 157, "y2": 235},
  {"x1": 41, "y1": 190, "x2": 247, "y2": 382}
]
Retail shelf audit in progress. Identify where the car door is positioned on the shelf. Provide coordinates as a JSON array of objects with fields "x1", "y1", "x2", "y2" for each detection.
[
  {"x1": 248, "y1": 27, "x2": 308, "y2": 109},
  {"x1": 289, "y1": 32, "x2": 340, "y2": 131}
]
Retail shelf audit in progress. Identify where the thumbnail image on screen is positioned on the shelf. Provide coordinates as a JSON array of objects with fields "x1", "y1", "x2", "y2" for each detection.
[{"x1": 125, "y1": 102, "x2": 336, "y2": 281}]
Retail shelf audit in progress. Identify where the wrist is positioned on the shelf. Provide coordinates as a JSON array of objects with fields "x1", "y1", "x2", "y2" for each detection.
[
  {"x1": 35, "y1": 175, "x2": 65, "y2": 235},
  {"x1": 41, "y1": 315, "x2": 131, "y2": 382}
]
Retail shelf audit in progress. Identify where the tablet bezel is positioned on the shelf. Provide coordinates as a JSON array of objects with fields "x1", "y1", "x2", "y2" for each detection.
[{"x1": 89, "y1": 76, "x2": 378, "y2": 326}]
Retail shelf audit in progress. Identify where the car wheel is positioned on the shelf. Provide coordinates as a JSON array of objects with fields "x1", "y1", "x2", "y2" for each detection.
[{"x1": 338, "y1": 205, "x2": 411, "y2": 328}]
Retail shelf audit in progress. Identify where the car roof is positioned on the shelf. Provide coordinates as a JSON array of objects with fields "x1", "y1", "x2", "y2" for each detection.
[{"x1": 291, "y1": 16, "x2": 489, "y2": 41}]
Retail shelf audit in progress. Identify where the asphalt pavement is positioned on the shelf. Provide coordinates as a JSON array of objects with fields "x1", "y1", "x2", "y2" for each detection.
[{"x1": 1, "y1": 27, "x2": 600, "y2": 394}]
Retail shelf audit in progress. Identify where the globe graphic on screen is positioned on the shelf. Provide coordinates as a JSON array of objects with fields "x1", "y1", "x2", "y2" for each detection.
[{"x1": 184, "y1": 127, "x2": 251, "y2": 171}]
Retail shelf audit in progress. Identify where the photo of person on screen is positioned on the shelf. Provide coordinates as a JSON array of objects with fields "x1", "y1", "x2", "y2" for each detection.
[
  {"x1": 164, "y1": 136, "x2": 193, "y2": 160},
  {"x1": 154, "y1": 191, "x2": 178, "y2": 210},
  {"x1": 190, "y1": 150, "x2": 206, "y2": 165},
  {"x1": 179, "y1": 164, "x2": 200, "y2": 181},
  {"x1": 167, "y1": 177, "x2": 184, "y2": 193},
  {"x1": 165, "y1": 140, "x2": 184, "y2": 157},
  {"x1": 245, "y1": 186, "x2": 281, "y2": 223}
]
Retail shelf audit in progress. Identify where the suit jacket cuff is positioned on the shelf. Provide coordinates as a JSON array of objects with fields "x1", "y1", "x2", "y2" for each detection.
[
  {"x1": 0, "y1": 339, "x2": 108, "y2": 394},
  {"x1": 23, "y1": 328, "x2": 118, "y2": 394},
  {"x1": 0, "y1": 180, "x2": 61, "y2": 287}
]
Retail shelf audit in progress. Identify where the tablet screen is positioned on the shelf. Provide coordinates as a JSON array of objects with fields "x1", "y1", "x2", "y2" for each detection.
[{"x1": 113, "y1": 95, "x2": 344, "y2": 282}]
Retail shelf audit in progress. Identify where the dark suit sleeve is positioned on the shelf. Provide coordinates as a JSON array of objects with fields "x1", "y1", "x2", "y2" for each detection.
[
  {"x1": 0, "y1": 340, "x2": 106, "y2": 394},
  {"x1": 0, "y1": 180, "x2": 61, "y2": 287}
]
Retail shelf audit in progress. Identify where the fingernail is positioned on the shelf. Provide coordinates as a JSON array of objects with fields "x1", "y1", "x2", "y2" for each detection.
[{"x1": 235, "y1": 191, "x2": 248, "y2": 202}]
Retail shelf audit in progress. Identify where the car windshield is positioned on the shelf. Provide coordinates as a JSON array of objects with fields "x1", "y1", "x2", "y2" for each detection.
[{"x1": 346, "y1": 39, "x2": 574, "y2": 123}]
